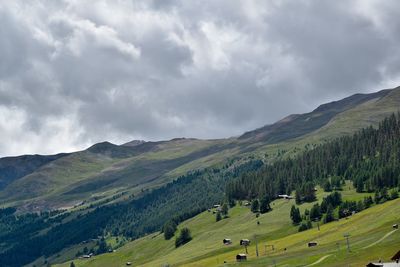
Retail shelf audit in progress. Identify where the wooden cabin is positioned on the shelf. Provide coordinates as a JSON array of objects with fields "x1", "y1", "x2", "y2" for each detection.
[
  {"x1": 308, "y1": 241, "x2": 318, "y2": 247},
  {"x1": 240, "y1": 239, "x2": 250, "y2": 246},
  {"x1": 223, "y1": 238, "x2": 232, "y2": 245},
  {"x1": 236, "y1": 253, "x2": 247, "y2": 262}
]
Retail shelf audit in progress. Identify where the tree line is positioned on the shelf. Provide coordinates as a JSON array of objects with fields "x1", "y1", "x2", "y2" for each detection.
[{"x1": 226, "y1": 113, "x2": 400, "y2": 203}]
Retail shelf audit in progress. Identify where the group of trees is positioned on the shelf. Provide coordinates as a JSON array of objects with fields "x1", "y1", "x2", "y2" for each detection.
[
  {"x1": 290, "y1": 187, "x2": 400, "y2": 233},
  {"x1": 0, "y1": 159, "x2": 264, "y2": 267},
  {"x1": 216, "y1": 203, "x2": 229, "y2": 222},
  {"x1": 295, "y1": 182, "x2": 317, "y2": 204},
  {"x1": 175, "y1": 228, "x2": 192, "y2": 248},
  {"x1": 248, "y1": 196, "x2": 272, "y2": 214},
  {"x1": 226, "y1": 114, "x2": 400, "y2": 206},
  {"x1": 323, "y1": 176, "x2": 343, "y2": 192},
  {"x1": 163, "y1": 220, "x2": 178, "y2": 240}
]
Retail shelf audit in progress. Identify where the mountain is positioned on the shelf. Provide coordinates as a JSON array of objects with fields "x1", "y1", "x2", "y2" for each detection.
[
  {"x1": 0, "y1": 153, "x2": 68, "y2": 190},
  {"x1": 51, "y1": 109, "x2": 400, "y2": 267},
  {"x1": 239, "y1": 88, "x2": 392, "y2": 142},
  {"x1": 0, "y1": 86, "x2": 399, "y2": 211},
  {"x1": 1, "y1": 86, "x2": 400, "y2": 267}
]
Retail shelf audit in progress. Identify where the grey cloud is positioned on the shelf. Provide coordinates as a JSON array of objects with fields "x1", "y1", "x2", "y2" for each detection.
[{"x1": 0, "y1": 0, "x2": 400, "y2": 156}]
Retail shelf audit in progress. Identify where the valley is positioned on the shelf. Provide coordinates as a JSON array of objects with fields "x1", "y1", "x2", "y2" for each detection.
[
  {"x1": 54, "y1": 184, "x2": 400, "y2": 267},
  {"x1": 0, "y1": 87, "x2": 400, "y2": 267}
]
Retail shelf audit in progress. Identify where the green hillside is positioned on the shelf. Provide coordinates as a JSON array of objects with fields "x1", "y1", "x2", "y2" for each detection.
[
  {"x1": 54, "y1": 184, "x2": 400, "y2": 267},
  {"x1": 0, "y1": 87, "x2": 400, "y2": 267},
  {"x1": 1, "y1": 87, "x2": 399, "y2": 212}
]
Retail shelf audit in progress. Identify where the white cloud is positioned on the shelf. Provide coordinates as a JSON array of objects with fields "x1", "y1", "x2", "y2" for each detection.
[{"x1": 1, "y1": 0, "x2": 400, "y2": 156}]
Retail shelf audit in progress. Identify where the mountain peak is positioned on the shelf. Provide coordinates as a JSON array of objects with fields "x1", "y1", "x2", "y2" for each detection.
[{"x1": 122, "y1": 140, "x2": 146, "y2": 147}]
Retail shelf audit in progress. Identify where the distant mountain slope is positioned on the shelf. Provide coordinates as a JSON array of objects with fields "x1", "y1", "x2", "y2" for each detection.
[
  {"x1": 0, "y1": 153, "x2": 68, "y2": 190},
  {"x1": 0, "y1": 138, "x2": 230, "y2": 211},
  {"x1": 239, "y1": 88, "x2": 392, "y2": 142},
  {"x1": 0, "y1": 86, "x2": 399, "y2": 211}
]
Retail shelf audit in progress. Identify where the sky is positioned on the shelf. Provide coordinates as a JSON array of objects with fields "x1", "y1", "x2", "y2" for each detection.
[{"x1": 1, "y1": 0, "x2": 400, "y2": 157}]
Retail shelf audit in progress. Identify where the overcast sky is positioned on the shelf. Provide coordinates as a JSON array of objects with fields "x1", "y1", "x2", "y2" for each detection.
[{"x1": 1, "y1": 0, "x2": 400, "y2": 157}]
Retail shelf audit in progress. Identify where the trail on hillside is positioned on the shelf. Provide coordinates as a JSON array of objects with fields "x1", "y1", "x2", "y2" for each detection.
[
  {"x1": 305, "y1": 254, "x2": 331, "y2": 266},
  {"x1": 362, "y1": 229, "x2": 398, "y2": 249}
]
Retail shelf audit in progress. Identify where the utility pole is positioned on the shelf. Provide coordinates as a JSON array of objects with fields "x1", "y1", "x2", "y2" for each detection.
[
  {"x1": 255, "y1": 235, "x2": 259, "y2": 257},
  {"x1": 343, "y1": 233, "x2": 351, "y2": 252}
]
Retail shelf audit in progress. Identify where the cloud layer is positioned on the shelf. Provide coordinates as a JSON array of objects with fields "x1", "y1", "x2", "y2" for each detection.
[{"x1": 1, "y1": 0, "x2": 400, "y2": 156}]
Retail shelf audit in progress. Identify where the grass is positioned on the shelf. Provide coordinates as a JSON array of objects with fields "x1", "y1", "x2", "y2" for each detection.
[
  {"x1": 5, "y1": 89, "x2": 400, "y2": 212},
  {"x1": 53, "y1": 184, "x2": 398, "y2": 267}
]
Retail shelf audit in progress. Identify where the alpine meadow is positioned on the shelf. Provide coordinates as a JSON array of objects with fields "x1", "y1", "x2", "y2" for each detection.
[{"x1": 1, "y1": 1, "x2": 400, "y2": 267}]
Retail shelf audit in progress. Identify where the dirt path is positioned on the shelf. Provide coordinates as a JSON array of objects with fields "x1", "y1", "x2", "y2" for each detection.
[
  {"x1": 363, "y1": 229, "x2": 397, "y2": 249},
  {"x1": 305, "y1": 254, "x2": 332, "y2": 266}
]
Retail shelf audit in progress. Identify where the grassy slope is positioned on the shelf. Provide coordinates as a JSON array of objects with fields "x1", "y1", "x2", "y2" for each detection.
[
  {"x1": 250, "y1": 87, "x2": 400, "y2": 160},
  {"x1": 0, "y1": 139, "x2": 231, "y2": 210},
  {"x1": 55, "y1": 184, "x2": 400, "y2": 267},
  {"x1": 3, "y1": 88, "x2": 400, "y2": 211}
]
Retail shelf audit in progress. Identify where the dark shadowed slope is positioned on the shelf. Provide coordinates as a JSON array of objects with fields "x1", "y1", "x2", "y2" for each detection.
[{"x1": 0, "y1": 153, "x2": 68, "y2": 190}]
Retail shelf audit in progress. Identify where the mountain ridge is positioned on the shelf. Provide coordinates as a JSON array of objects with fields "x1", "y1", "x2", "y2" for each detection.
[{"x1": 0, "y1": 86, "x2": 399, "y2": 211}]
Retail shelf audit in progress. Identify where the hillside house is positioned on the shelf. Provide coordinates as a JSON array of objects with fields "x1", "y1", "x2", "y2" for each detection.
[
  {"x1": 278, "y1": 194, "x2": 293, "y2": 199},
  {"x1": 308, "y1": 241, "x2": 318, "y2": 247},
  {"x1": 240, "y1": 239, "x2": 250, "y2": 246},
  {"x1": 236, "y1": 253, "x2": 247, "y2": 262},
  {"x1": 223, "y1": 238, "x2": 232, "y2": 245},
  {"x1": 392, "y1": 250, "x2": 400, "y2": 261},
  {"x1": 366, "y1": 250, "x2": 400, "y2": 266},
  {"x1": 366, "y1": 263, "x2": 400, "y2": 267}
]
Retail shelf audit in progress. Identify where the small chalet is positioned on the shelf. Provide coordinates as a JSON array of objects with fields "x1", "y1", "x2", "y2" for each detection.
[
  {"x1": 236, "y1": 253, "x2": 247, "y2": 262},
  {"x1": 366, "y1": 250, "x2": 400, "y2": 267},
  {"x1": 240, "y1": 239, "x2": 250, "y2": 246},
  {"x1": 308, "y1": 241, "x2": 318, "y2": 247},
  {"x1": 366, "y1": 263, "x2": 400, "y2": 267},
  {"x1": 278, "y1": 194, "x2": 293, "y2": 199},
  {"x1": 392, "y1": 250, "x2": 400, "y2": 261},
  {"x1": 393, "y1": 224, "x2": 398, "y2": 229},
  {"x1": 223, "y1": 238, "x2": 232, "y2": 245}
]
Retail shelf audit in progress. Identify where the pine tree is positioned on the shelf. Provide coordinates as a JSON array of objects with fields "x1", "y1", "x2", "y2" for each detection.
[
  {"x1": 323, "y1": 180, "x2": 332, "y2": 192},
  {"x1": 259, "y1": 196, "x2": 271, "y2": 214},
  {"x1": 163, "y1": 220, "x2": 177, "y2": 240},
  {"x1": 295, "y1": 190, "x2": 301, "y2": 204},
  {"x1": 309, "y1": 203, "x2": 321, "y2": 221},
  {"x1": 216, "y1": 211, "x2": 222, "y2": 222},
  {"x1": 251, "y1": 199, "x2": 260, "y2": 213},
  {"x1": 323, "y1": 205, "x2": 334, "y2": 223},
  {"x1": 290, "y1": 205, "x2": 301, "y2": 225},
  {"x1": 175, "y1": 228, "x2": 192, "y2": 248},
  {"x1": 221, "y1": 203, "x2": 229, "y2": 217}
]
